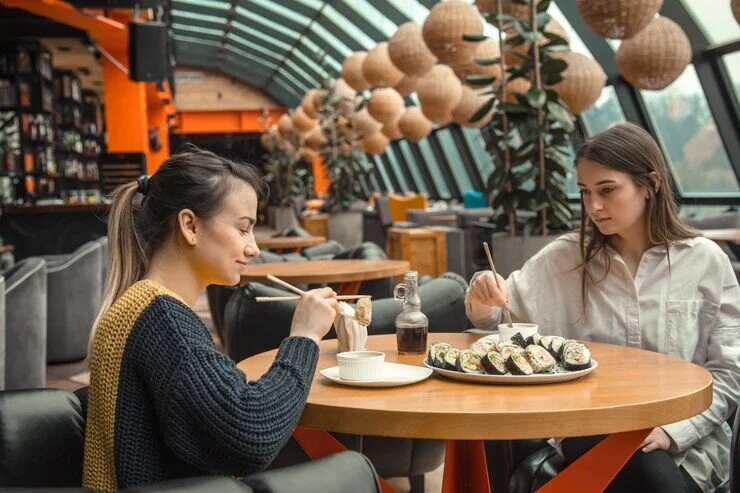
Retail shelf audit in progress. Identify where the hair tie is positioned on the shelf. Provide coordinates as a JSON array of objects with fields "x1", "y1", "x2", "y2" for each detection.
[{"x1": 137, "y1": 175, "x2": 150, "y2": 196}]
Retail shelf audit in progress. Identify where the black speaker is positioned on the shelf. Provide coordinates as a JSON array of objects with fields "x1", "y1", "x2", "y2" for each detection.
[{"x1": 128, "y1": 21, "x2": 166, "y2": 83}]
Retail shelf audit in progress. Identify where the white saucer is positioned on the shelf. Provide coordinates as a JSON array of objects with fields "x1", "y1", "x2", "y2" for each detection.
[{"x1": 320, "y1": 362, "x2": 433, "y2": 387}]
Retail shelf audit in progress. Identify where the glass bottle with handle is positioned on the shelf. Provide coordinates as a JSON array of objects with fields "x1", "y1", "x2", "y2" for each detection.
[{"x1": 393, "y1": 271, "x2": 429, "y2": 354}]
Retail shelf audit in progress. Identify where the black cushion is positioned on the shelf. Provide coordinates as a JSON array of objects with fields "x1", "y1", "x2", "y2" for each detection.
[
  {"x1": 330, "y1": 242, "x2": 392, "y2": 299},
  {"x1": 272, "y1": 227, "x2": 311, "y2": 238},
  {"x1": 301, "y1": 241, "x2": 344, "y2": 260}
]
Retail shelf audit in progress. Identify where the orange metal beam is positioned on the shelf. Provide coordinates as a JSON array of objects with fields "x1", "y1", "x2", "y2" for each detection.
[{"x1": 172, "y1": 109, "x2": 286, "y2": 134}]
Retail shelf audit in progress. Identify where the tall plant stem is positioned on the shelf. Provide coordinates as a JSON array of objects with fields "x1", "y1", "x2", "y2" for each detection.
[
  {"x1": 497, "y1": 0, "x2": 516, "y2": 237},
  {"x1": 531, "y1": 0, "x2": 547, "y2": 236}
]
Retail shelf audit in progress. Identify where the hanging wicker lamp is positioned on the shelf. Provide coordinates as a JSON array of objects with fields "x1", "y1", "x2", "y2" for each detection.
[
  {"x1": 615, "y1": 16, "x2": 691, "y2": 90},
  {"x1": 398, "y1": 107, "x2": 433, "y2": 143},
  {"x1": 292, "y1": 106, "x2": 317, "y2": 133},
  {"x1": 452, "y1": 85, "x2": 494, "y2": 128},
  {"x1": 363, "y1": 132, "x2": 390, "y2": 156},
  {"x1": 550, "y1": 52, "x2": 606, "y2": 115},
  {"x1": 734, "y1": 0, "x2": 740, "y2": 25},
  {"x1": 334, "y1": 78, "x2": 357, "y2": 115},
  {"x1": 382, "y1": 116, "x2": 403, "y2": 141},
  {"x1": 475, "y1": 0, "x2": 541, "y2": 22},
  {"x1": 277, "y1": 113, "x2": 294, "y2": 136},
  {"x1": 504, "y1": 18, "x2": 570, "y2": 66},
  {"x1": 304, "y1": 127, "x2": 326, "y2": 150},
  {"x1": 417, "y1": 64, "x2": 463, "y2": 124},
  {"x1": 278, "y1": 138, "x2": 295, "y2": 152},
  {"x1": 394, "y1": 75, "x2": 419, "y2": 97},
  {"x1": 422, "y1": 0, "x2": 484, "y2": 64},
  {"x1": 577, "y1": 0, "x2": 664, "y2": 39},
  {"x1": 300, "y1": 146, "x2": 319, "y2": 163},
  {"x1": 311, "y1": 89, "x2": 326, "y2": 112},
  {"x1": 388, "y1": 22, "x2": 438, "y2": 77},
  {"x1": 497, "y1": 77, "x2": 532, "y2": 103},
  {"x1": 260, "y1": 132, "x2": 274, "y2": 151},
  {"x1": 453, "y1": 38, "x2": 502, "y2": 86},
  {"x1": 302, "y1": 89, "x2": 321, "y2": 119},
  {"x1": 362, "y1": 42, "x2": 404, "y2": 88},
  {"x1": 367, "y1": 87, "x2": 405, "y2": 124},
  {"x1": 353, "y1": 107, "x2": 383, "y2": 137},
  {"x1": 343, "y1": 52, "x2": 371, "y2": 92}
]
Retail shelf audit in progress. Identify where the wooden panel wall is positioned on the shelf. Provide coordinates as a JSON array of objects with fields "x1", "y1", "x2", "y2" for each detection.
[{"x1": 174, "y1": 67, "x2": 281, "y2": 111}]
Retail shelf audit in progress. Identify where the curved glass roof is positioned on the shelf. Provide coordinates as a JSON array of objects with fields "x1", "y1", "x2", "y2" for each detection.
[{"x1": 171, "y1": 0, "x2": 740, "y2": 206}]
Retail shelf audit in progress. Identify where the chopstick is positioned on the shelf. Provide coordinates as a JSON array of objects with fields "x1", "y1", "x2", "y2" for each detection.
[
  {"x1": 256, "y1": 295, "x2": 372, "y2": 302},
  {"x1": 266, "y1": 274, "x2": 305, "y2": 295},
  {"x1": 482, "y1": 242, "x2": 514, "y2": 328}
]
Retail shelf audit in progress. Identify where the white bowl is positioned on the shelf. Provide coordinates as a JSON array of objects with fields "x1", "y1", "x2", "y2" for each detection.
[
  {"x1": 498, "y1": 323, "x2": 538, "y2": 342},
  {"x1": 337, "y1": 351, "x2": 385, "y2": 381}
]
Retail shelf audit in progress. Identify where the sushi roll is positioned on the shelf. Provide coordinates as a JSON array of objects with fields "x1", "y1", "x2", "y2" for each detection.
[
  {"x1": 456, "y1": 350, "x2": 484, "y2": 374},
  {"x1": 428, "y1": 342, "x2": 451, "y2": 368},
  {"x1": 499, "y1": 344, "x2": 524, "y2": 361},
  {"x1": 558, "y1": 339, "x2": 580, "y2": 361},
  {"x1": 524, "y1": 345, "x2": 556, "y2": 373},
  {"x1": 505, "y1": 353, "x2": 534, "y2": 375},
  {"x1": 443, "y1": 348, "x2": 461, "y2": 371},
  {"x1": 481, "y1": 351, "x2": 507, "y2": 375},
  {"x1": 470, "y1": 340, "x2": 496, "y2": 357},
  {"x1": 539, "y1": 335, "x2": 554, "y2": 352},
  {"x1": 563, "y1": 342, "x2": 592, "y2": 371},
  {"x1": 532, "y1": 333, "x2": 542, "y2": 346},
  {"x1": 511, "y1": 332, "x2": 528, "y2": 348},
  {"x1": 549, "y1": 336, "x2": 566, "y2": 359}
]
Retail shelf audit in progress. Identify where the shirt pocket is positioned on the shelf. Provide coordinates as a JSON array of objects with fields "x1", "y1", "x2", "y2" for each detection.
[{"x1": 665, "y1": 299, "x2": 717, "y2": 361}]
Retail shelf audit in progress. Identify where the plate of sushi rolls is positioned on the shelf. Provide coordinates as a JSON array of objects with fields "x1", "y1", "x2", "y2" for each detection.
[{"x1": 423, "y1": 333, "x2": 597, "y2": 384}]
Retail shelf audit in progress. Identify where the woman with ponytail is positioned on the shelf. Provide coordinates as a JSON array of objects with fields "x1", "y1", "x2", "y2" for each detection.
[
  {"x1": 83, "y1": 148, "x2": 341, "y2": 492},
  {"x1": 465, "y1": 123, "x2": 739, "y2": 492}
]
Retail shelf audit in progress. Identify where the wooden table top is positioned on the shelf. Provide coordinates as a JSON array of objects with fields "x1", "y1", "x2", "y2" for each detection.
[
  {"x1": 700, "y1": 228, "x2": 740, "y2": 243},
  {"x1": 241, "y1": 259, "x2": 410, "y2": 285},
  {"x1": 238, "y1": 333, "x2": 712, "y2": 440},
  {"x1": 256, "y1": 236, "x2": 326, "y2": 249}
]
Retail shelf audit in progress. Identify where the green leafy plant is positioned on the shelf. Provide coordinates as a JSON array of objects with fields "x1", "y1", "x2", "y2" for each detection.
[
  {"x1": 467, "y1": 0, "x2": 574, "y2": 236},
  {"x1": 262, "y1": 111, "x2": 308, "y2": 208}
]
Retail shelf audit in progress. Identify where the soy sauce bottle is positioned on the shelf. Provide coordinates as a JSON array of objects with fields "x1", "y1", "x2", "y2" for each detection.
[{"x1": 394, "y1": 271, "x2": 429, "y2": 354}]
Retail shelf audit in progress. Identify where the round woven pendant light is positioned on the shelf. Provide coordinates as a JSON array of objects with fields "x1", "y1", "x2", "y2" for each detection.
[
  {"x1": 304, "y1": 127, "x2": 326, "y2": 150},
  {"x1": 382, "y1": 116, "x2": 403, "y2": 141},
  {"x1": 302, "y1": 89, "x2": 321, "y2": 119},
  {"x1": 398, "y1": 107, "x2": 433, "y2": 143},
  {"x1": 340, "y1": 141, "x2": 354, "y2": 156},
  {"x1": 278, "y1": 138, "x2": 295, "y2": 152},
  {"x1": 292, "y1": 106, "x2": 317, "y2": 133},
  {"x1": 394, "y1": 75, "x2": 419, "y2": 97},
  {"x1": 334, "y1": 78, "x2": 357, "y2": 115},
  {"x1": 734, "y1": 0, "x2": 740, "y2": 25},
  {"x1": 311, "y1": 89, "x2": 327, "y2": 112},
  {"x1": 452, "y1": 85, "x2": 494, "y2": 127},
  {"x1": 277, "y1": 113, "x2": 294, "y2": 137},
  {"x1": 353, "y1": 107, "x2": 383, "y2": 137},
  {"x1": 551, "y1": 52, "x2": 606, "y2": 115},
  {"x1": 497, "y1": 76, "x2": 532, "y2": 103},
  {"x1": 363, "y1": 132, "x2": 390, "y2": 156},
  {"x1": 615, "y1": 16, "x2": 691, "y2": 90},
  {"x1": 577, "y1": 0, "x2": 664, "y2": 39},
  {"x1": 343, "y1": 52, "x2": 371, "y2": 92},
  {"x1": 367, "y1": 87, "x2": 405, "y2": 124},
  {"x1": 362, "y1": 42, "x2": 404, "y2": 88},
  {"x1": 300, "y1": 146, "x2": 319, "y2": 163},
  {"x1": 504, "y1": 19, "x2": 570, "y2": 66},
  {"x1": 260, "y1": 132, "x2": 274, "y2": 151},
  {"x1": 454, "y1": 38, "x2": 502, "y2": 86},
  {"x1": 417, "y1": 65, "x2": 463, "y2": 124},
  {"x1": 388, "y1": 22, "x2": 438, "y2": 77},
  {"x1": 422, "y1": 0, "x2": 484, "y2": 64},
  {"x1": 475, "y1": 0, "x2": 541, "y2": 21}
]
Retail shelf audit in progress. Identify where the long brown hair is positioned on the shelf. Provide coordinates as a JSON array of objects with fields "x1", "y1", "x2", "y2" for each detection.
[
  {"x1": 575, "y1": 123, "x2": 696, "y2": 321},
  {"x1": 90, "y1": 147, "x2": 265, "y2": 355}
]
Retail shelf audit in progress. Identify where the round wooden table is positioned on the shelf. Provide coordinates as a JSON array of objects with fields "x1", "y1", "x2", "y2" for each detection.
[
  {"x1": 255, "y1": 235, "x2": 326, "y2": 252},
  {"x1": 241, "y1": 259, "x2": 410, "y2": 295},
  {"x1": 239, "y1": 333, "x2": 712, "y2": 493}
]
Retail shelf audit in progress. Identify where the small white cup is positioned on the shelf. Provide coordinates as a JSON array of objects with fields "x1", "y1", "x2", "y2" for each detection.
[
  {"x1": 337, "y1": 351, "x2": 385, "y2": 381},
  {"x1": 498, "y1": 323, "x2": 538, "y2": 342}
]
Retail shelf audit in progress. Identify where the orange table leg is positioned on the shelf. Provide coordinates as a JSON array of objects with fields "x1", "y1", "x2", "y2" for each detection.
[
  {"x1": 536, "y1": 429, "x2": 651, "y2": 493},
  {"x1": 292, "y1": 426, "x2": 396, "y2": 493},
  {"x1": 441, "y1": 440, "x2": 491, "y2": 493},
  {"x1": 337, "y1": 281, "x2": 361, "y2": 296}
]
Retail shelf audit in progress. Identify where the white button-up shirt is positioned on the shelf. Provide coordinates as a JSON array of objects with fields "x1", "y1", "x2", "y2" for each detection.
[{"x1": 466, "y1": 233, "x2": 740, "y2": 492}]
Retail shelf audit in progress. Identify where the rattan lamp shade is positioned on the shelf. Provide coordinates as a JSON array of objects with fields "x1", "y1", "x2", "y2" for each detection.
[
  {"x1": 504, "y1": 19, "x2": 570, "y2": 66},
  {"x1": 498, "y1": 77, "x2": 531, "y2": 103},
  {"x1": 394, "y1": 75, "x2": 419, "y2": 97},
  {"x1": 577, "y1": 0, "x2": 664, "y2": 39},
  {"x1": 422, "y1": 0, "x2": 484, "y2": 64},
  {"x1": 475, "y1": 0, "x2": 541, "y2": 21},
  {"x1": 311, "y1": 89, "x2": 326, "y2": 112},
  {"x1": 452, "y1": 85, "x2": 494, "y2": 127},
  {"x1": 363, "y1": 132, "x2": 390, "y2": 156},
  {"x1": 343, "y1": 52, "x2": 371, "y2": 92},
  {"x1": 734, "y1": 0, "x2": 740, "y2": 25},
  {"x1": 454, "y1": 38, "x2": 502, "y2": 85},
  {"x1": 551, "y1": 52, "x2": 606, "y2": 115},
  {"x1": 615, "y1": 16, "x2": 691, "y2": 90},
  {"x1": 334, "y1": 78, "x2": 357, "y2": 115},
  {"x1": 293, "y1": 106, "x2": 317, "y2": 133},
  {"x1": 367, "y1": 87, "x2": 405, "y2": 123},
  {"x1": 388, "y1": 22, "x2": 438, "y2": 77},
  {"x1": 382, "y1": 116, "x2": 403, "y2": 140},
  {"x1": 417, "y1": 64, "x2": 463, "y2": 124},
  {"x1": 353, "y1": 107, "x2": 383, "y2": 137},
  {"x1": 277, "y1": 113, "x2": 294, "y2": 136},
  {"x1": 304, "y1": 127, "x2": 326, "y2": 150},
  {"x1": 300, "y1": 146, "x2": 319, "y2": 163},
  {"x1": 302, "y1": 89, "x2": 321, "y2": 119},
  {"x1": 362, "y1": 43, "x2": 404, "y2": 88},
  {"x1": 260, "y1": 132, "x2": 274, "y2": 151},
  {"x1": 398, "y1": 107, "x2": 433, "y2": 143}
]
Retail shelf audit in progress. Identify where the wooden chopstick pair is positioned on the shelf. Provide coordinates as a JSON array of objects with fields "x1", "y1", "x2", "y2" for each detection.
[
  {"x1": 482, "y1": 242, "x2": 514, "y2": 328},
  {"x1": 256, "y1": 274, "x2": 371, "y2": 302}
]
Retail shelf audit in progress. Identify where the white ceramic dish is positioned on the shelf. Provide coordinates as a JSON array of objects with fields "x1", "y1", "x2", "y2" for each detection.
[
  {"x1": 321, "y1": 362, "x2": 433, "y2": 388},
  {"x1": 337, "y1": 350, "x2": 385, "y2": 381},
  {"x1": 498, "y1": 323, "x2": 538, "y2": 342},
  {"x1": 423, "y1": 358, "x2": 598, "y2": 385}
]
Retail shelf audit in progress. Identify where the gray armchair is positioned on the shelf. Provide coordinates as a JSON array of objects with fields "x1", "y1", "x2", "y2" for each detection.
[
  {"x1": 2, "y1": 257, "x2": 46, "y2": 389},
  {"x1": 96, "y1": 236, "x2": 108, "y2": 293},
  {"x1": 44, "y1": 241, "x2": 102, "y2": 363}
]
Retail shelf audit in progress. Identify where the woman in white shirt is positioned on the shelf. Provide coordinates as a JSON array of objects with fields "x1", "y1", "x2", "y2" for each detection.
[{"x1": 466, "y1": 123, "x2": 740, "y2": 492}]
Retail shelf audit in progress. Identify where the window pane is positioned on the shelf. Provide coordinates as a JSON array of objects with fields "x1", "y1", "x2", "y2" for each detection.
[
  {"x1": 683, "y1": 0, "x2": 740, "y2": 45},
  {"x1": 323, "y1": 5, "x2": 377, "y2": 49},
  {"x1": 724, "y1": 52, "x2": 740, "y2": 101},
  {"x1": 547, "y1": 3, "x2": 594, "y2": 57},
  {"x1": 384, "y1": 0, "x2": 429, "y2": 23},
  {"x1": 343, "y1": 0, "x2": 399, "y2": 37},
  {"x1": 398, "y1": 141, "x2": 429, "y2": 195},
  {"x1": 641, "y1": 65, "x2": 739, "y2": 193},
  {"x1": 417, "y1": 140, "x2": 451, "y2": 198},
  {"x1": 385, "y1": 147, "x2": 410, "y2": 192},
  {"x1": 462, "y1": 128, "x2": 493, "y2": 184},
  {"x1": 373, "y1": 155, "x2": 395, "y2": 193},
  {"x1": 580, "y1": 86, "x2": 626, "y2": 136},
  {"x1": 171, "y1": 9, "x2": 226, "y2": 24},
  {"x1": 436, "y1": 128, "x2": 473, "y2": 192},
  {"x1": 175, "y1": 0, "x2": 230, "y2": 9}
]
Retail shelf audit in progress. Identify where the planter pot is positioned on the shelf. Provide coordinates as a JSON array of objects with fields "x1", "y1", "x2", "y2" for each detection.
[
  {"x1": 488, "y1": 233, "x2": 563, "y2": 278},
  {"x1": 274, "y1": 206, "x2": 299, "y2": 232},
  {"x1": 328, "y1": 211, "x2": 363, "y2": 249}
]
